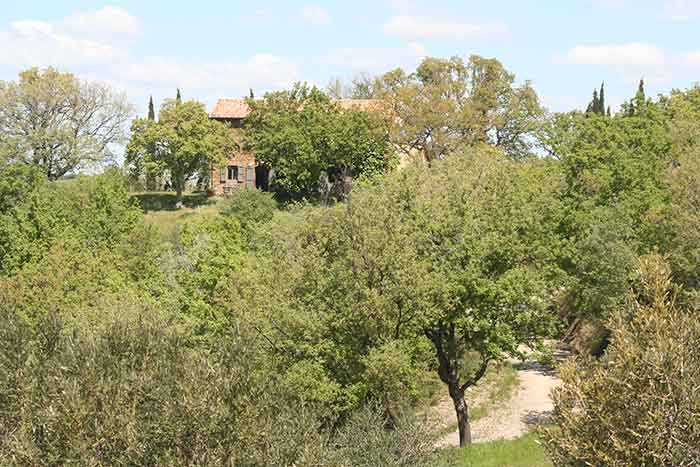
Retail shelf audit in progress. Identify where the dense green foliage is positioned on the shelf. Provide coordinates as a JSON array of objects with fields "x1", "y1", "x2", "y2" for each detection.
[
  {"x1": 237, "y1": 150, "x2": 564, "y2": 445},
  {"x1": 3, "y1": 61, "x2": 700, "y2": 463},
  {"x1": 127, "y1": 99, "x2": 235, "y2": 203},
  {"x1": 220, "y1": 188, "x2": 278, "y2": 236},
  {"x1": 543, "y1": 254, "x2": 700, "y2": 465},
  {"x1": 244, "y1": 83, "x2": 395, "y2": 202}
]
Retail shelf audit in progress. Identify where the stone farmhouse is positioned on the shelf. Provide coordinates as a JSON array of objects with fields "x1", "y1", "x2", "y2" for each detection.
[{"x1": 208, "y1": 98, "x2": 383, "y2": 196}]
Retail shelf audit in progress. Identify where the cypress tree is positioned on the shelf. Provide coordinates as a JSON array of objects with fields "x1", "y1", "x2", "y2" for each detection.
[
  {"x1": 632, "y1": 78, "x2": 646, "y2": 115},
  {"x1": 176, "y1": 88, "x2": 182, "y2": 104},
  {"x1": 249, "y1": 88, "x2": 255, "y2": 99},
  {"x1": 607, "y1": 105, "x2": 611, "y2": 117},
  {"x1": 598, "y1": 82, "x2": 606, "y2": 115},
  {"x1": 147, "y1": 96, "x2": 155, "y2": 121},
  {"x1": 637, "y1": 78, "x2": 645, "y2": 100},
  {"x1": 587, "y1": 89, "x2": 599, "y2": 115}
]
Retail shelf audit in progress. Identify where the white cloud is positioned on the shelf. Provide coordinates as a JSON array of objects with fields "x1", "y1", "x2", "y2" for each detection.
[
  {"x1": 301, "y1": 4, "x2": 330, "y2": 26},
  {"x1": 120, "y1": 53, "x2": 300, "y2": 92},
  {"x1": 0, "y1": 6, "x2": 301, "y2": 118},
  {"x1": 64, "y1": 5, "x2": 141, "y2": 38},
  {"x1": 562, "y1": 43, "x2": 666, "y2": 67},
  {"x1": 383, "y1": 15, "x2": 507, "y2": 39},
  {"x1": 0, "y1": 20, "x2": 119, "y2": 69}
]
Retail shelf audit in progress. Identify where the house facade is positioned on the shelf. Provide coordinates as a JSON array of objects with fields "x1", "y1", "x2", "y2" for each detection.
[
  {"x1": 208, "y1": 99, "x2": 261, "y2": 196},
  {"x1": 208, "y1": 98, "x2": 384, "y2": 196}
]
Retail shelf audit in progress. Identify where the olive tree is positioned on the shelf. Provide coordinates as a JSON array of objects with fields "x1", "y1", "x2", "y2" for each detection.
[{"x1": 0, "y1": 67, "x2": 133, "y2": 179}]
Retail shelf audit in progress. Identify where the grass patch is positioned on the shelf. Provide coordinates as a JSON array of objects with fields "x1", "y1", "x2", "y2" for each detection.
[
  {"x1": 446, "y1": 433, "x2": 552, "y2": 467},
  {"x1": 133, "y1": 192, "x2": 223, "y2": 241},
  {"x1": 132, "y1": 191, "x2": 211, "y2": 212}
]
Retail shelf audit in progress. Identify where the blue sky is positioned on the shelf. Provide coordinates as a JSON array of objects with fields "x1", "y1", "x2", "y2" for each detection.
[{"x1": 2, "y1": 0, "x2": 700, "y2": 116}]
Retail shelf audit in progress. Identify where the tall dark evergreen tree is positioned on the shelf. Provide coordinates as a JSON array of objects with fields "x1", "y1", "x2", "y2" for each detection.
[
  {"x1": 586, "y1": 89, "x2": 600, "y2": 114},
  {"x1": 607, "y1": 105, "x2": 611, "y2": 117},
  {"x1": 147, "y1": 96, "x2": 155, "y2": 121},
  {"x1": 635, "y1": 79, "x2": 646, "y2": 106},
  {"x1": 625, "y1": 78, "x2": 646, "y2": 117},
  {"x1": 176, "y1": 88, "x2": 182, "y2": 104},
  {"x1": 598, "y1": 82, "x2": 606, "y2": 115}
]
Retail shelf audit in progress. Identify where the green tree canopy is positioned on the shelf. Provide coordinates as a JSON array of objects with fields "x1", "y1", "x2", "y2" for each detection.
[
  {"x1": 127, "y1": 99, "x2": 235, "y2": 204},
  {"x1": 244, "y1": 83, "x2": 395, "y2": 203},
  {"x1": 373, "y1": 55, "x2": 544, "y2": 161},
  {"x1": 0, "y1": 67, "x2": 133, "y2": 180},
  {"x1": 240, "y1": 149, "x2": 564, "y2": 447}
]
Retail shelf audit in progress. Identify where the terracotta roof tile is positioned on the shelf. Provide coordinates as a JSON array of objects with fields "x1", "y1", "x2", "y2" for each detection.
[
  {"x1": 210, "y1": 98, "x2": 383, "y2": 119},
  {"x1": 210, "y1": 99, "x2": 251, "y2": 119}
]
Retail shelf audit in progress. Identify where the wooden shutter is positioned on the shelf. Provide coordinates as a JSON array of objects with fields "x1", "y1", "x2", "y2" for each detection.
[
  {"x1": 219, "y1": 167, "x2": 226, "y2": 182},
  {"x1": 237, "y1": 165, "x2": 244, "y2": 182},
  {"x1": 246, "y1": 165, "x2": 254, "y2": 185}
]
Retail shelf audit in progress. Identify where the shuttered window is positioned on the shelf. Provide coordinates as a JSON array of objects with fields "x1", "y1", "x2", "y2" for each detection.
[
  {"x1": 246, "y1": 164, "x2": 254, "y2": 186},
  {"x1": 219, "y1": 167, "x2": 226, "y2": 183},
  {"x1": 237, "y1": 165, "x2": 245, "y2": 182}
]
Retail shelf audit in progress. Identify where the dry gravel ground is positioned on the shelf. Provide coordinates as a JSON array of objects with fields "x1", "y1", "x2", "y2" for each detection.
[{"x1": 439, "y1": 348, "x2": 568, "y2": 447}]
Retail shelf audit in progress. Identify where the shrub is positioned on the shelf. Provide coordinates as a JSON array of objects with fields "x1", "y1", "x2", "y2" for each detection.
[
  {"x1": 220, "y1": 188, "x2": 278, "y2": 234},
  {"x1": 542, "y1": 253, "x2": 700, "y2": 466},
  {"x1": 0, "y1": 301, "x2": 449, "y2": 466},
  {"x1": 0, "y1": 302, "x2": 329, "y2": 466},
  {"x1": 0, "y1": 170, "x2": 142, "y2": 275},
  {"x1": 323, "y1": 405, "x2": 450, "y2": 467}
]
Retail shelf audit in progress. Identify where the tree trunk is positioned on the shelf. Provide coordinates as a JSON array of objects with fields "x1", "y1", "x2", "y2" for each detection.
[
  {"x1": 175, "y1": 174, "x2": 185, "y2": 207},
  {"x1": 427, "y1": 324, "x2": 484, "y2": 448},
  {"x1": 450, "y1": 383, "x2": 472, "y2": 446}
]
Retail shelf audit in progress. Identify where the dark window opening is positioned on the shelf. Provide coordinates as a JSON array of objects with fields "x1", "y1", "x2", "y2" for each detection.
[
  {"x1": 227, "y1": 165, "x2": 238, "y2": 181},
  {"x1": 255, "y1": 165, "x2": 270, "y2": 190}
]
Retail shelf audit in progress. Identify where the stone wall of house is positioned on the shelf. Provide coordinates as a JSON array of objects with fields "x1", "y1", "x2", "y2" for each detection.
[{"x1": 209, "y1": 151, "x2": 257, "y2": 196}]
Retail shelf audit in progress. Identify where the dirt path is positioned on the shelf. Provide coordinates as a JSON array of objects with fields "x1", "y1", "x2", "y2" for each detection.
[{"x1": 439, "y1": 349, "x2": 567, "y2": 447}]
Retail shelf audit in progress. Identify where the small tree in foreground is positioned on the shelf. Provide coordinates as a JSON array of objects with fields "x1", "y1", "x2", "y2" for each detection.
[
  {"x1": 242, "y1": 151, "x2": 563, "y2": 447},
  {"x1": 542, "y1": 253, "x2": 700, "y2": 466}
]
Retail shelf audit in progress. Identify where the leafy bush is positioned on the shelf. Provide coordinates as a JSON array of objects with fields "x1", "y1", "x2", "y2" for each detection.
[
  {"x1": 323, "y1": 406, "x2": 450, "y2": 467},
  {"x1": 220, "y1": 188, "x2": 278, "y2": 234},
  {"x1": 171, "y1": 213, "x2": 245, "y2": 337},
  {"x1": 0, "y1": 170, "x2": 143, "y2": 275},
  {"x1": 0, "y1": 299, "x2": 450, "y2": 466},
  {"x1": 0, "y1": 302, "x2": 325, "y2": 466},
  {"x1": 542, "y1": 254, "x2": 700, "y2": 466}
]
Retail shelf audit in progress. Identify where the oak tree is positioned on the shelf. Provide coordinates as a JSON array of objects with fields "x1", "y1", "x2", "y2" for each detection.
[{"x1": 0, "y1": 67, "x2": 133, "y2": 180}]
